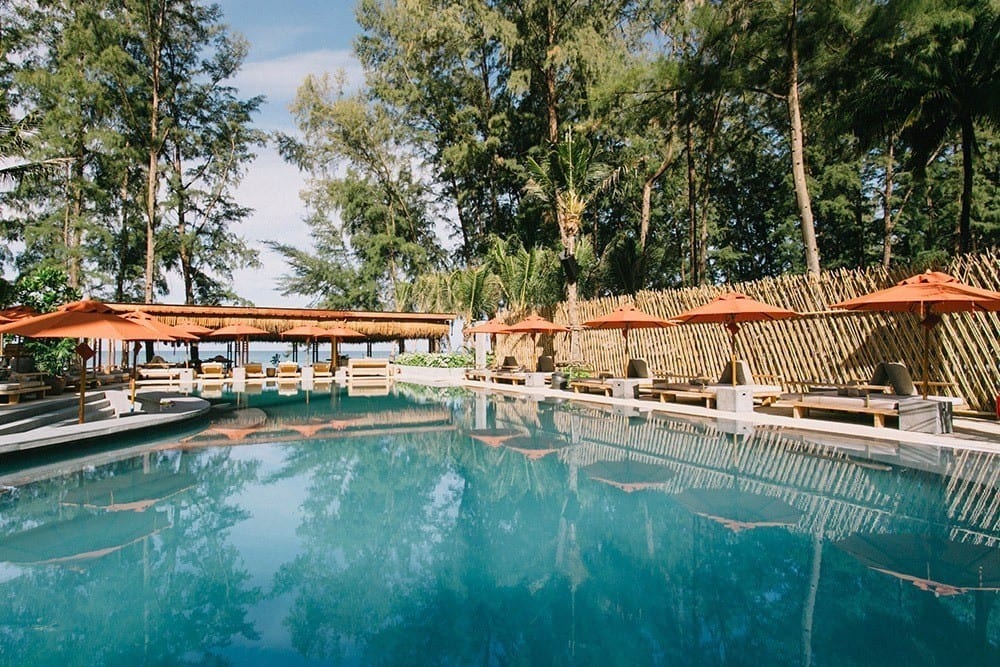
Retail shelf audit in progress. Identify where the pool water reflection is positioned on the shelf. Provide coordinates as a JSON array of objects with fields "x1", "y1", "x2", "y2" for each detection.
[{"x1": 0, "y1": 385, "x2": 997, "y2": 665}]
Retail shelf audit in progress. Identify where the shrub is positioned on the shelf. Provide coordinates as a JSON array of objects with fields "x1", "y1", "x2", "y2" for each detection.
[{"x1": 395, "y1": 351, "x2": 475, "y2": 368}]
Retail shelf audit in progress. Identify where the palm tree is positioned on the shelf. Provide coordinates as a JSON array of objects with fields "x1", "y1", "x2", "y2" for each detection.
[
  {"x1": 484, "y1": 235, "x2": 556, "y2": 315},
  {"x1": 0, "y1": 111, "x2": 70, "y2": 185},
  {"x1": 523, "y1": 130, "x2": 622, "y2": 360},
  {"x1": 448, "y1": 265, "x2": 502, "y2": 324},
  {"x1": 846, "y1": 0, "x2": 999, "y2": 253}
]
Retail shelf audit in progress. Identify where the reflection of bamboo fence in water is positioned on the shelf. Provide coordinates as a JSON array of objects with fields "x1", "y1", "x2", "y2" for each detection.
[
  {"x1": 946, "y1": 450, "x2": 1000, "y2": 546},
  {"x1": 552, "y1": 407, "x2": 999, "y2": 541}
]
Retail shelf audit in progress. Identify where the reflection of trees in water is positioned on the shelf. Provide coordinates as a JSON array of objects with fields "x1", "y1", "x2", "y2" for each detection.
[{"x1": 0, "y1": 448, "x2": 264, "y2": 664}]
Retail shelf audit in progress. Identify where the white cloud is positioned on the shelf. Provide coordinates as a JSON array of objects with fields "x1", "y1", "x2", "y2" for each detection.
[
  {"x1": 232, "y1": 49, "x2": 364, "y2": 130},
  {"x1": 174, "y1": 49, "x2": 365, "y2": 308}
]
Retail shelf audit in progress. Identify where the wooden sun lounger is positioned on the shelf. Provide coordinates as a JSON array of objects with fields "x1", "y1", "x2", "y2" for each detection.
[
  {"x1": 570, "y1": 378, "x2": 613, "y2": 396},
  {"x1": 789, "y1": 395, "x2": 900, "y2": 428},
  {"x1": 492, "y1": 370, "x2": 528, "y2": 385},
  {"x1": 346, "y1": 359, "x2": 394, "y2": 386},
  {"x1": 647, "y1": 386, "x2": 717, "y2": 408},
  {"x1": 0, "y1": 375, "x2": 51, "y2": 404},
  {"x1": 277, "y1": 362, "x2": 301, "y2": 378}
]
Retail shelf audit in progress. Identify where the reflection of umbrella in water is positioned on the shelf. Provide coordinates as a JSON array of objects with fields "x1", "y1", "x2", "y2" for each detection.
[
  {"x1": 835, "y1": 533, "x2": 1000, "y2": 596},
  {"x1": 502, "y1": 435, "x2": 570, "y2": 460},
  {"x1": 0, "y1": 510, "x2": 167, "y2": 565},
  {"x1": 468, "y1": 428, "x2": 524, "y2": 447},
  {"x1": 673, "y1": 488, "x2": 803, "y2": 532},
  {"x1": 583, "y1": 459, "x2": 675, "y2": 492},
  {"x1": 61, "y1": 468, "x2": 197, "y2": 512}
]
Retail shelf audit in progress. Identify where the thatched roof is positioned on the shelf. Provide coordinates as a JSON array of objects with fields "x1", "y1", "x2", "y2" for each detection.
[{"x1": 108, "y1": 303, "x2": 453, "y2": 342}]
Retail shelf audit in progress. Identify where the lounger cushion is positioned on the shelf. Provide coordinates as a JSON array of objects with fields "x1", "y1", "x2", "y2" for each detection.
[
  {"x1": 627, "y1": 358, "x2": 651, "y2": 379},
  {"x1": 718, "y1": 360, "x2": 752, "y2": 385},
  {"x1": 884, "y1": 362, "x2": 916, "y2": 396},
  {"x1": 536, "y1": 355, "x2": 555, "y2": 373},
  {"x1": 501, "y1": 356, "x2": 518, "y2": 369}
]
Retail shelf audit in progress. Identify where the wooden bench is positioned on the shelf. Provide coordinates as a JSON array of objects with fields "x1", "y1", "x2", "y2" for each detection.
[
  {"x1": 0, "y1": 377, "x2": 51, "y2": 405},
  {"x1": 347, "y1": 358, "x2": 392, "y2": 381},
  {"x1": 570, "y1": 379, "x2": 612, "y2": 396},
  {"x1": 790, "y1": 399, "x2": 898, "y2": 428},
  {"x1": 647, "y1": 386, "x2": 716, "y2": 408},
  {"x1": 492, "y1": 371, "x2": 528, "y2": 385}
]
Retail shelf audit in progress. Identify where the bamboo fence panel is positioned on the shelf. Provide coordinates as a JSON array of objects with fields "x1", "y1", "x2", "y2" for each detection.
[{"x1": 497, "y1": 250, "x2": 1000, "y2": 412}]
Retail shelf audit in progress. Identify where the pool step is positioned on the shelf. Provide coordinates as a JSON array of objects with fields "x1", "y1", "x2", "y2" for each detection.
[{"x1": 0, "y1": 393, "x2": 113, "y2": 435}]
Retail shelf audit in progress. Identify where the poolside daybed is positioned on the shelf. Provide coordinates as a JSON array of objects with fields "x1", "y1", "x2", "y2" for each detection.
[
  {"x1": 0, "y1": 373, "x2": 50, "y2": 405},
  {"x1": 276, "y1": 362, "x2": 300, "y2": 378},
  {"x1": 781, "y1": 362, "x2": 964, "y2": 433},
  {"x1": 571, "y1": 359, "x2": 655, "y2": 398},
  {"x1": 198, "y1": 362, "x2": 225, "y2": 380},
  {"x1": 647, "y1": 360, "x2": 783, "y2": 407}
]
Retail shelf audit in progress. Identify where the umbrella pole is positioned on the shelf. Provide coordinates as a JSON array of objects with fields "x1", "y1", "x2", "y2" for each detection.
[
  {"x1": 78, "y1": 359, "x2": 87, "y2": 424},
  {"x1": 730, "y1": 329, "x2": 738, "y2": 387},
  {"x1": 923, "y1": 326, "x2": 930, "y2": 400},
  {"x1": 623, "y1": 328, "x2": 629, "y2": 377}
]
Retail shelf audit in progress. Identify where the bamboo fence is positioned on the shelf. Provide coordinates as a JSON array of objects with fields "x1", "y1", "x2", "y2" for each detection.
[{"x1": 495, "y1": 250, "x2": 1000, "y2": 412}]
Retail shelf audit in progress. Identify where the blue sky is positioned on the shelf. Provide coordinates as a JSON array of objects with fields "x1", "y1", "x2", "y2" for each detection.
[{"x1": 182, "y1": 1, "x2": 364, "y2": 307}]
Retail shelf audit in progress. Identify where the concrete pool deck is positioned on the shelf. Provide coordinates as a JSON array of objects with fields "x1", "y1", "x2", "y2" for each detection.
[
  {"x1": 0, "y1": 387, "x2": 211, "y2": 455},
  {"x1": 0, "y1": 367, "x2": 995, "y2": 457},
  {"x1": 393, "y1": 367, "x2": 1000, "y2": 454}
]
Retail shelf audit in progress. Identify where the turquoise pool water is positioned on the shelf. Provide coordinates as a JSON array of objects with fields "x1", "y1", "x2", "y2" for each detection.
[{"x1": 0, "y1": 385, "x2": 997, "y2": 665}]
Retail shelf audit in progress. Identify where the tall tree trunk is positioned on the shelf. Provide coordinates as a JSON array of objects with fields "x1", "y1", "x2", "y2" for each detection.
[
  {"x1": 173, "y1": 145, "x2": 194, "y2": 304},
  {"x1": 786, "y1": 0, "x2": 821, "y2": 279},
  {"x1": 881, "y1": 142, "x2": 895, "y2": 268},
  {"x1": 686, "y1": 123, "x2": 697, "y2": 286},
  {"x1": 959, "y1": 114, "x2": 974, "y2": 253},
  {"x1": 544, "y1": 2, "x2": 558, "y2": 145},
  {"x1": 640, "y1": 153, "x2": 674, "y2": 252},
  {"x1": 143, "y1": 1, "x2": 166, "y2": 304}
]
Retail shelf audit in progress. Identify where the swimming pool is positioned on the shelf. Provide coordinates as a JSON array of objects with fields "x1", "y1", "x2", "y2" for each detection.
[{"x1": 0, "y1": 384, "x2": 997, "y2": 665}]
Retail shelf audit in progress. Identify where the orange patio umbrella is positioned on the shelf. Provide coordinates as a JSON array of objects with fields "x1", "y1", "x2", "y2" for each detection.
[
  {"x1": 174, "y1": 322, "x2": 213, "y2": 336},
  {"x1": 670, "y1": 292, "x2": 800, "y2": 385},
  {"x1": 281, "y1": 324, "x2": 330, "y2": 363},
  {"x1": 122, "y1": 310, "x2": 199, "y2": 370},
  {"x1": 208, "y1": 323, "x2": 269, "y2": 366},
  {"x1": 0, "y1": 299, "x2": 172, "y2": 422},
  {"x1": 323, "y1": 325, "x2": 364, "y2": 365},
  {"x1": 832, "y1": 270, "x2": 1000, "y2": 398},
  {"x1": 122, "y1": 311, "x2": 199, "y2": 342},
  {"x1": 583, "y1": 304, "x2": 675, "y2": 376},
  {"x1": 464, "y1": 317, "x2": 509, "y2": 335},
  {"x1": 504, "y1": 314, "x2": 570, "y2": 335},
  {"x1": 503, "y1": 314, "x2": 569, "y2": 365}
]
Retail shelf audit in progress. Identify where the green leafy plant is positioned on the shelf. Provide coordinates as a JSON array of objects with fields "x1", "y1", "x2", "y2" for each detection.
[
  {"x1": 28, "y1": 338, "x2": 76, "y2": 377},
  {"x1": 394, "y1": 351, "x2": 475, "y2": 368},
  {"x1": 12, "y1": 267, "x2": 80, "y2": 378}
]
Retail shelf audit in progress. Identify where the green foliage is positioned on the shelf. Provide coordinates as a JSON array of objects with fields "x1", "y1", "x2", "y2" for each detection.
[
  {"x1": 394, "y1": 351, "x2": 474, "y2": 369},
  {"x1": 2, "y1": 0, "x2": 264, "y2": 303},
  {"x1": 13, "y1": 267, "x2": 80, "y2": 376}
]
